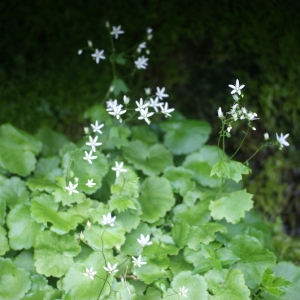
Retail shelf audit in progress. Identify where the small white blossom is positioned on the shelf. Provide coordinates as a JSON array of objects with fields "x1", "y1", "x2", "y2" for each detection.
[
  {"x1": 102, "y1": 212, "x2": 116, "y2": 227},
  {"x1": 227, "y1": 125, "x2": 232, "y2": 132},
  {"x1": 91, "y1": 121, "x2": 104, "y2": 134},
  {"x1": 65, "y1": 181, "x2": 79, "y2": 195},
  {"x1": 86, "y1": 220, "x2": 92, "y2": 229},
  {"x1": 276, "y1": 133, "x2": 289, "y2": 150},
  {"x1": 84, "y1": 267, "x2": 97, "y2": 280},
  {"x1": 86, "y1": 135, "x2": 102, "y2": 152},
  {"x1": 218, "y1": 107, "x2": 224, "y2": 118},
  {"x1": 144, "y1": 87, "x2": 151, "y2": 95},
  {"x1": 264, "y1": 132, "x2": 270, "y2": 140},
  {"x1": 137, "y1": 234, "x2": 152, "y2": 247},
  {"x1": 149, "y1": 97, "x2": 163, "y2": 112},
  {"x1": 108, "y1": 104, "x2": 126, "y2": 121},
  {"x1": 156, "y1": 87, "x2": 169, "y2": 100},
  {"x1": 87, "y1": 40, "x2": 93, "y2": 47},
  {"x1": 91, "y1": 49, "x2": 105, "y2": 64},
  {"x1": 135, "y1": 98, "x2": 149, "y2": 111},
  {"x1": 78, "y1": 49, "x2": 82, "y2": 55},
  {"x1": 103, "y1": 262, "x2": 119, "y2": 274},
  {"x1": 106, "y1": 99, "x2": 118, "y2": 112},
  {"x1": 86, "y1": 179, "x2": 96, "y2": 188},
  {"x1": 178, "y1": 286, "x2": 188, "y2": 298},
  {"x1": 132, "y1": 255, "x2": 147, "y2": 267},
  {"x1": 161, "y1": 102, "x2": 174, "y2": 118},
  {"x1": 228, "y1": 79, "x2": 245, "y2": 95},
  {"x1": 138, "y1": 108, "x2": 154, "y2": 125},
  {"x1": 147, "y1": 28, "x2": 152, "y2": 34},
  {"x1": 138, "y1": 42, "x2": 146, "y2": 49},
  {"x1": 123, "y1": 95, "x2": 130, "y2": 105},
  {"x1": 83, "y1": 150, "x2": 97, "y2": 164},
  {"x1": 112, "y1": 161, "x2": 127, "y2": 177},
  {"x1": 84, "y1": 127, "x2": 89, "y2": 135},
  {"x1": 134, "y1": 56, "x2": 148, "y2": 69},
  {"x1": 110, "y1": 25, "x2": 124, "y2": 39}
]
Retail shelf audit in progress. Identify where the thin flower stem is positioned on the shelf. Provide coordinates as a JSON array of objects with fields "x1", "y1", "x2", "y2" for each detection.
[
  {"x1": 97, "y1": 273, "x2": 109, "y2": 300},
  {"x1": 229, "y1": 126, "x2": 250, "y2": 160},
  {"x1": 244, "y1": 144, "x2": 265, "y2": 164}
]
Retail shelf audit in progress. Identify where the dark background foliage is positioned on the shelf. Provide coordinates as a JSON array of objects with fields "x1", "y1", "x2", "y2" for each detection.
[{"x1": 1, "y1": 0, "x2": 300, "y2": 238}]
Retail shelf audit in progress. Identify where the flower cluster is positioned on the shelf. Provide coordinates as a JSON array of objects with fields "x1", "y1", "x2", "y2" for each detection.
[
  {"x1": 106, "y1": 86, "x2": 174, "y2": 124},
  {"x1": 134, "y1": 28, "x2": 152, "y2": 70}
]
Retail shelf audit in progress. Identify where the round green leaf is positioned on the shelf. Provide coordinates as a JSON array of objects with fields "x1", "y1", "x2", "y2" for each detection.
[
  {"x1": 0, "y1": 258, "x2": 31, "y2": 300},
  {"x1": 0, "y1": 226, "x2": 10, "y2": 255},
  {"x1": 228, "y1": 235, "x2": 276, "y2": 290},
  {"x1": 163, "y1": 271, "x2": 208, "y2": 300},
  {"x1": 0, "y1": 124, "x2": 42, "y2": 176},
  {"x1": 7, "y1": 203, "x2": 43, "y2": 250},
  {"x1": 139, "y1": 177, "x2": 175, "y2": 223},
  {"x1": 204, "y1": 269, "x2": 251, "y2": 300},
  {"x1": 34, "y1": 231, "x2": 81, "y2": 277},
  {"x1": 160, "y1": 120, "x2": 211, "y2": 155},
  {"x1": 123, "y1": 140, "x2": 173, "y2": 176},
  {"x1": 209, "y1": 189, "x2": 253, "y2": 224}
]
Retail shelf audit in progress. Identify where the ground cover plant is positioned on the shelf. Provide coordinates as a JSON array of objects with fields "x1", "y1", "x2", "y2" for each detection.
[{"x1": 1, "y1": 24, "x2": 300, "y2": 300}]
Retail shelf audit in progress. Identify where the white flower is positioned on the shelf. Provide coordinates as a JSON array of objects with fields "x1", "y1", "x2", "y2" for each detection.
[
  {"x1": 161, "y1": 102, "x2": 174, "y2": 118},
  {"x1": 87, "y1": 40, "x2": 93, "y2": 47},
  {"x1": 91, "y1": 49, "x2": 105, "y2": 64},
  {"x1": 91, "y1": 121, "x2": 104, "y2": 134},
  {"x1": 264, "y1": 132, "x2": 270, "y2": 140},
  {"x1": 217, "y1": 107, "x2": 224, "y2": 118},
  {"x1": 108, "y1": 104, "x2": 126, "y2": 121},
  {"x1": 135, "y1": 98, "x2": 149, "y2": 111},
  {"x1": 156, "y1": 87, "x2": 169, "y2": 100},
  {"x1": 112, "y1": 161, "x2": 127, "y2": 177},
  {"x1": 149, "y1": 97, "x2": 163, "y2": 112},
  {"x1": 147, "y1": 28, "x2": 152, "y2": 34},
  {"x1": 134, "y1": 56, "x2": 148, "y2": 69},
  {"x1": 110, "y1": 25, "x2": 124, "y2": 39},
  {"x1": 137, "y1": 234, "x2": 152, "y2": 247},
  {"x1": 83, "y1": 150, "x2": 97, "y2": 164},
  {"x1": 228, "y1": 79, "x2": 245, "y2": 95},
  {"x1": 86, "y1": 179, "x2": 96, "y2": 188},
  {"x1": 106, "y1": 99, "x2": 118, "y2": 111},
  {"x1": 102, "y1": 212, "x2": 116, "y2": 226},
  {"x1": 65, "y1": 181, "x2": 79, "y2": 195},
  {"x1": 103, "y1": 262, "x2": 119, "y2": 274},
  {"x1": 178, "y1": 286, "x2": 188, "y2": 298},
  {"x1": 276, "y1": 133, "x2": 289, "y2": 150},
  {"x1": 247, "y1": 112, "x2": 259, "y2": 121},
  {"x1": 138, "y1": 108, "x2": 154, "y2": 125},
  {"x1": 123, "y1": 95, "x2": 130, "y2": 105},
  {"x1": 227, "y1": 125, "x2": 232, "y2": 132},
  {"x1": 86, "y1": 135, "x2": 102, "y2": 152},
  {"x1": 78, "y1": 49, "x2": 82, "y2": 55},
  {"x1": 138, "y1": 42, "x2": 146, "y2": 49},
  {"x1": 84, "y1": 267, "x2": 97, "y2": 280},
  {"x1": 132, "y1": 255, "x2": 147, "y2": 267},
  {"x1": 144, "y1": 87, "x2": 151, "y2": 95}
]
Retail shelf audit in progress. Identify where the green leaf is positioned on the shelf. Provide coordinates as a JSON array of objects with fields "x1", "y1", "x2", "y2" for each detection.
[
  {"x1": 123, "y1": 140, "x2": 173, "y2": 176},
  {"x1": 130, "y1": 125, "x2": 158, "y2": 145},
  {"x1": 164, "y1": 166, "x2": 195, "y2": 196},
  {"x1": 14, "y1": 250, "x2": 35, "y2": 275},
  {"x1": 7, "y1": 203, "x2": 43, "y2": 250},
  {"x1": 0, "y1": 226, "x2": 10, "y2": 255},
  {"x1": 183, "y1": 146, "x2": 225, "y2": 188},
  {"x1": 34, "y1": 231, "x2": 81, "y2": 277},
  {"x1": 0, "y1": 124, "x2": 42, "y2": 176},
  {"x1": 84, "y1": 223, "x2": 126, "y2": 250},
  {"x1": 0, "y1": 176, "x2": 30, "y2": 209},
  {"x1": 209, "y1": 189, "x2": 253, "y2": 224},
  {"x1": 84, "y1": 104, "x2": 111, "y2": 123},
  {"x1": 204, "y1": 269, "x2": 251, "y2": 300},
  {"x1": 62, "y1": 148, "x2": 109, "y2": 196},
  {"x1": 160, "y1": 120, "x2": 211, "y2": 155},
  {"x1": 173, "y1": 199, "x2": 211, "y2": 226},
  {"x1": 211, "y1": 160, "x2": 251, "y2": 183},
  {"x1": 135, "y1": 256, "x2": 170, "y2": 284},
  {"x1": 172, "y1": 222, "x2": 191, "y2": 248},
  {"x1": 215, "y1": 247, "x2": 241, "y2": 267},
  {"x1": 139, "y1": 177, "x2": 175, "y2": 223},
  {"x1": 34, "y1": 156, "x2": 61, "y2": 179},
  {"x1": 106, "y1": 282, "x2": 137, "y2": 300},
  {"x1": 118, "y1": 209, "x2": 141, "y2": 232},
  {"x1": 163, "y1": 271, "x2": 208, "y2": 299},
  {"x1": 0, "y1": 258, "x2": 31, "y2": 300},
  {"x1": 262, "y1": 268, "x2": 292, "y2": 297},
  {"x1": 186, "y1": 223, "x2": 227, "y2": 250},
  {"x1": 228, "y1": 235, "x2": 276, "y2": 289},
  {"x1": 112, "y1": 77, "x2": 129, "y2": 96},
  {"x1": 169, "y1": 251, "x2": 194, "y2": 276},
  {"x1": 36, "y1": 127, "x2": 68, "y2": 157},
  {"x1": 62, "y1": 251, "x2": 113, "y2": 300},
  {"x1": 109, "y1": 126, "x2": 130, "y2": 149},
  {"x1": 26, "y1": 177, "x2": 58, "y2": 193},
  {"x1": 31, "y1": 194, "x2": 83, "y2": 235}
]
